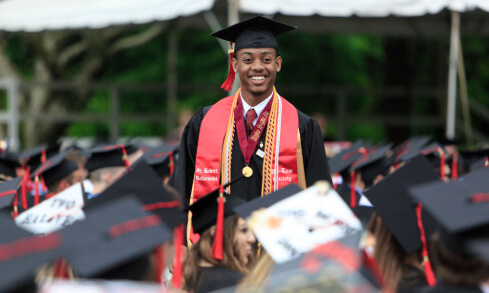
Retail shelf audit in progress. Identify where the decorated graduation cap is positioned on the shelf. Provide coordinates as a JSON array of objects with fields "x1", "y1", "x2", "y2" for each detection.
[
  {"x1": 211, "y1": 16, "x2": 296, "y2": 91},
  {"x1": 85, "y1": 143, "x2": 138, "y2": 172},
  {"x1": 0, "y1": 152, "x2": 20, "y2": 180},
  {"x1": 139, "y1": 144, "x2": 179, "y2": 178},
  {"x1": 62, "y1": 196, "x2": 172, "y2": 279},
  {"x1": 0, "y1": 213, "x2": 64, "y2": 293},
  {"x1": 409, "y1": 168, "x2": 489, "y2": 261},
  {"x1": 234, "y1": 183, "x2": 302, "y2": 220},
  {"x1": 22, "y1": 143, "x2": 61, "y2": 171},
  {"x1": 364, "y1": 155, "x2": 440, "y2": 286}
]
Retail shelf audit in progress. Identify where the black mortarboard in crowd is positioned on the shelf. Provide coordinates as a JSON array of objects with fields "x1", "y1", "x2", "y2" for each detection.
[
  {"x1": 186, "y1": 183, "x2": 246, "y2": 235},
  {"x1": 460, "y1": 148, "x2": 489, "y2": 173},
  {"x1": 409, "y1": 168, "x2": 489, "y2": 260},
  {"x1": 0, "y1": 214, "x2": 64, "y2": 292},
  {"x1": 22, "y1": 143, "x2": 61, "y2": 171},
  {"x1": 139, "y1": 144, "x2": 179, "y2": 178},
  {"x1": 328, "y1": 140, "x2": 371, "y2": 175},
  {"x1": 85, "y1": 144, "x2": 138, "y2": 173},
  {"x1": 0, "y1": 176, "x2": 22, "y2": 210},
  {"x1": 62, "y1": 196, "x2": 172, "y2": 279},
  {"x1": 0, "y1": 152, "x2": 20, "y2": 180},
  {"x1": 87, "y1": 161, "x2": 185, "y2": 229},
  {"x1": 394, "y1": 136, "x2": 431, "y2": 162},
  {"x1": 364, "y1": 155, "x2": 440, "y2": 254},
  {"x1": 31, "y1": 151, "x2": 78, "y2": 187},
  {"x1": 351, "y1": 144, "x2": 394, "y2": 186},
  {"x1": 234, "y1": 183, "x2": 302, "y2": 219},
  {"x1": 211, "y1": 16, "x2": 296, "y2": 91}
]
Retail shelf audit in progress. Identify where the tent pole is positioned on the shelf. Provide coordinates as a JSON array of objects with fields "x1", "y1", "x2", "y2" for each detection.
[{"x1": 446, "y1": 10, "x2": 460, "y2": 140}]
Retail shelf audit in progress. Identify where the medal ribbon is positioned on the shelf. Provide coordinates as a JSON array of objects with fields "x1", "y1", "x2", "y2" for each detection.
[{"x1": 233, "y1": 97, "x2": 273, "y2": 165}]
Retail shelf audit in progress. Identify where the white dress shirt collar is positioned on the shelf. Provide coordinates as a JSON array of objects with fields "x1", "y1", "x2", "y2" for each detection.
[{"x1": 241, "y1": 92, "x2": 273, "y2": 126}]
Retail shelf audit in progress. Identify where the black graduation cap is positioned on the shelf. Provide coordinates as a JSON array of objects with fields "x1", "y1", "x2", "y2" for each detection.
[
  {"x1": 0, "y1": 176, "x2": 22, "y2": 210},
  {"x1": 234, "y1": 183, "x2": 302, "y2": 219},
  {"x1": 85, "y1": 144, "x2": 137, "y2": 172},
  {"x1": 0, "y1": 152, "x2": 20, "y2": 180},
  {"x1": 22, "y1": 143, "x2": 61, "y2": 171},
  {"x1": 30, "y1": 151, "x2": 79, "y2": 187},
  {"x1": 0, "y1": 213, "x2": 64, "y2": 292},
  {"x1": 211, "y1": 16, "x2": 296, "y2": 54},
  {"x1": 139, "y1": 144, "x2": 179, "y2": 178},
  {"x1": 469, "y1": 157, "x2": 488, "y2": 173},
  {"x1": 394, "y1": 136, "x2": 431, "y2": 162},
  {"x1": 86, "y1": 161, "x2": 185, "y2": 229},
  {"x1": 351, "y1": 144, "x2": 394, "y2": 186},
  {"x1": 328, "y1": 140, "x2": 371, "y2": 175},
  {"x1": 186, "y1": 185, "x2": 246, "y2": 235},
  {"x1": 364, "y1": 155, "x2": 441, "y2": 254},
  {"x1": 62, "y1": 196, "x2": 172, "y2": 278},
  {"x1": 409, "y1": 168, "x2": 489, "y2": 258},
  {"x1": 460, "y1": 148, "x2": 489, "y2": 173}
]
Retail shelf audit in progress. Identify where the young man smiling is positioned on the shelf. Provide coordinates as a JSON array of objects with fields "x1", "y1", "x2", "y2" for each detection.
[{"x1": 169, "y1": 16, "x2": 332, "y2": 240}]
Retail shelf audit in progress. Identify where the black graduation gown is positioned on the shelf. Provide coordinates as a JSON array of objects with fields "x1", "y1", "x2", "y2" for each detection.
[
  {"x1": 420, "y1": 282, "x2": 483, "y2": 293},
  {"x1": 169, "y1": 104, "x2": 332, "y2": 207},
  {"x1": 194, "y1": 266, "x2": 243, "y2": 293}
]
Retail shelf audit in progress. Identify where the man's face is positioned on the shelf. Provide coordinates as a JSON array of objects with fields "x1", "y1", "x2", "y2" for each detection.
[{"x1": 232, "y1": 48, "x2": 282, "y2": 101}]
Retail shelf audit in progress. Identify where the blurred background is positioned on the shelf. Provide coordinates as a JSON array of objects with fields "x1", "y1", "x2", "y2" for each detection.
[{"x1": 0, "y1": 0, "x2": 487, "y2": 150}]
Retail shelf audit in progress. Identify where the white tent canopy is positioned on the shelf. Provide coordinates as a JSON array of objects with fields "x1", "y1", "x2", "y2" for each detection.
[
  {"x1": 239, "y1": 0, "x2": 489, "y2": 17},
  {"x1": 0, "y1": 0, "x2": 215, "y2": 32}
]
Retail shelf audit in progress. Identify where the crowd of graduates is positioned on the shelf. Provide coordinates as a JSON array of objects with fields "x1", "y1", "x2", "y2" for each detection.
[{"x1": 0, "y1": 136, "x2": 489, "y2": 293}]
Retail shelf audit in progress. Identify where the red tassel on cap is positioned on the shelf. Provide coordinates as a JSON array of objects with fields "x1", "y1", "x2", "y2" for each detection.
[
  {"x1": 155, "y1": 246, "x2": 165, "y2": 284},
  {"x1": 20, "y1": 167, "x2": 28, "y2": 210},
  {"x1": 485, "y1": 157, "x2": 488, "y2": 168},
  {"x1": 452, "y1": 151, "x2": 458, "y2": 180},
  {"x1": 41, "y1": 148, "x2": 47, "y2": 164},
  {"x1": 121, "y1": 146, "x2": 130, "y2": 168},
  {"x1": 34, "y1": 176, "x2": 40, "y2": 206},
  {"x1": 350, "y1": 170, "x2": 356, "y2": 209},
  {"x1": 211, "y1": 185, "x2": 225, "y2": 260},
  {"x1": 172, "y1": 224, "x2": 184, "y2": 289},
  {"x1": 54, "y1": 259, "x2": 69, "y2": 279},
  {"x1": 415, "y1": 203, "x2": 437, "y2": 287},
  {"x1": 169, "y1": 153, "x2": 174, "y2": 175},
  {"x1": 220, "y1": 42, "x2": 235, "y2": 91},
  {"x1": 333, "y1": 173, "x2": 338, "y2": 190}
]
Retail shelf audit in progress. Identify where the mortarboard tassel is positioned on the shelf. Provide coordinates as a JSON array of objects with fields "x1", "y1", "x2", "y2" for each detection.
[
  {"x1": 41, "y1": 148, "x2": 47, "y2": 164},
  {"x1": 34, "y1": 175, "x2": 40, "y2": 206},
  {"x1": 437, "y1": 148, "x2": 445, "y2": 180},
  {"x1": 485, "y1": 157, "x2": 488, "y2": 168},
  {"x1": 211, "y1": 185, "x2": 225, "y2": 260},
  {"x1": 172, "y1": 224, "x2": 184, "y2": 289},
  {"x1": 333, "y1": 173, "x2": 338, "y2": 190},
  {"x1": 169, "y1": 153, "x2": 174, "y2": 175},
  {"x1": 452, "y1": 151, "x2": 458, "y2": 180},
  {"x1": 20, "y1": 166, "x2": 28, "y2": 210},
  {"x1": 350, "y1": 170, "x2": 356, "y2": 209},
  {"x1": 415, "y1": 203, "x2": 437, "y2": 287},
  {"x1": 54, "y1": 259, "x2": 69, "y2": 279},
  {"x1": 220, "y1": 42, "x2": 235, "y2": 91},
  {"x1": 121, "y1": 146, "x2": 130, "y2": 168},
  {"x1": 155, "y1": 245, "x2": 165, "y2": 284}
]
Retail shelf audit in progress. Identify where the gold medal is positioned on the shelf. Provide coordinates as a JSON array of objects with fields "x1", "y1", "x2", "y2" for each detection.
[{"x1": 242, "y1": 166, "x2": 253, "y2": 178}]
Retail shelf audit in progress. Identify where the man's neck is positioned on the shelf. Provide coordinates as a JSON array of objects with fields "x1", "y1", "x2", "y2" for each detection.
[{"x1": 241, "y1": 89, "x2": 273, "y2": 107}]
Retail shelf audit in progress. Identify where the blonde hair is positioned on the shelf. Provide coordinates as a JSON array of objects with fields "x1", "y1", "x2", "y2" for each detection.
[
  {"x1": 236, "y1": 250, "x2": 274, "y2": 292},
  {"x1": 183, "y1": 215, "x2": 255, "y2": 291}
]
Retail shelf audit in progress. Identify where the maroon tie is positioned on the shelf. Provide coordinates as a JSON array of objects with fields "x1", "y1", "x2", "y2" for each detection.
[{"x1": 246, "y1": 108, "x2": 257, "y2": 137}]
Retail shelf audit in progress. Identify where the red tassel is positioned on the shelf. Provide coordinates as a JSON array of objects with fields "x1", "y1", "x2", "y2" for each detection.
[
  {"x1": 54, "y1": 259, "x2": 70, "y2": 279},
  {"x1": 121, "y1": 146, "x2": 130, "y2": 168},
  {"x1": 155, "y1": 246, "x2": 165, "y2": 284},
  {"x1": 220, "y1": 42, "x2": 235, "y2": 91},
  {"x1": 415, "y1": 203, "x2": 437, "y2": 287},
  {"x1": 438, "y1": 148, "x2": 445, "y2": 180},
  {"x1": 211, "y1": 186, "x2": 225, "y2": 260},
  {"x1": 169, "y1": 153, "x2": 174, "y2": 175},
  {"x1": 350, "y1": 170, "x2": 356, "y2": 209},
  {"x1": 21, "y1": 168, "x2": 28, "y2": 210},
  {"x1": 41, "y1": 148, "x2": 47, "y2": 164},
  {"x1": 172, "y1": 224, "x2": 184, "y2": 289},
  {"x1": 485, "y1": 157, "x2": 488, "y2": 168},
  {"x1": 452, "y1": 152, "x2": 458, "y2": 180},
  {"x1": 333, "y1": 173, "x2": 338, "y2": 190},
  {"x1": 362, "y1": 250, "x2": 385, "y2": 289},
  {"x1": 34, "y1": 176, "x2": 40, "y2": 206}
]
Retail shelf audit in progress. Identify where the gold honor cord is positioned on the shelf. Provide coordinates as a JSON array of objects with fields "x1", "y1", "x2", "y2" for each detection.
[{"x1": 261, "y1": 88, "x2": 279, "y2": 197}]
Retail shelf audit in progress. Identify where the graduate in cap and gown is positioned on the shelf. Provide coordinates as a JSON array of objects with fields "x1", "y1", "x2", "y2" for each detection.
[{"x1": 169, "y1": 16, "x2": 332, "y2": 216}]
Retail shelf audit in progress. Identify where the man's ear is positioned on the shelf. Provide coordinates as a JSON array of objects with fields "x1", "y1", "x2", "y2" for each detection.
[
  {"x1": 232, "y1": 57, "x2": 238, "y2": 73},
  {"x1": 276, "y1": 55, "x2": 282, "y2": 72}
]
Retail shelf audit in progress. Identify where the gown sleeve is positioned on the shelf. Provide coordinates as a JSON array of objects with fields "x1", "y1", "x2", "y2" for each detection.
[{"x1": 298, "y1": 112, "x2": 333, "y2": 187}]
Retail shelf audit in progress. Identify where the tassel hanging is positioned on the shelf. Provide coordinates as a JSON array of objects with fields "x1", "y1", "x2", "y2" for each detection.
[
  {"x1": 172, "y1": 224, "x2": 184, "y2": 289},
  {"x1": 41, "y1": 148, "x2": 47, "y2": 164},
  {"x1": 211, "y1": 185, "x2": 225, "y2": 260},
  {"x1": 350, "y1": 170, "x2": 357, "y2": 209},
  {"x1": 34, "y1": 176, "x2": 40, "y2": 206},
  {"x1": 20, "y1": 168, "x2": 28, "y2": 210},
  {"x1": 485, "y1": 157, "x2": 488, "y2": 168},
  {"x1": 415, "y1": 203, "x2": 437, "y2": 287},
  {"x1": 452, "y1": 151, "x2": 458, "y2": 180},
  {"x1": 54, "y1": 259, "x2": 69, "y2": 279},
  {"x1": 333, "y1": 173, "x2": 338, "y2": 190},
  {"x1": 220, "y1": 42, "x2": 235, "y2": 91},
  {"x1": 169, "y1": 153, "x2": 174, "y2": 175},
  {"x1": 121, "y1": 146, "x2": 130, "y2": 168},
  {"x1": 155, "y1": 246, "x2": 165, "y2": 284}
]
